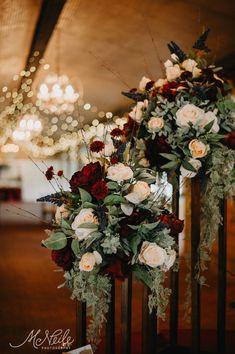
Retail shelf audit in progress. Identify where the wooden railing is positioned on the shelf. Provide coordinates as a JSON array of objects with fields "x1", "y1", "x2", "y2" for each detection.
[{"x1": 76, "y1": 178, "x2": 228, "y2": 354}]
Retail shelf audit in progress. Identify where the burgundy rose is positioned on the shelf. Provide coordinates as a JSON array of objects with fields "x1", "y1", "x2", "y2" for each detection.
[
  {"x1": 222, "y1": 132, "x2": 235, "y2": 150},
  {"x1": 69, "y1": 162, "x2": 103, "y2": 192},
  {"x1": 91, "y1": 180, "x2": 108, "y2": 200},
  {"x1": 45, "y1": 166, "x2": 54, "y2": 180},
  {"x1": 123, "y1": 117, "x2": 137, "y2": 137},
  {"x1": 145, "y1": 136, "x2": 172, "y2": 169},
  {"x1": 104, "y1": 258, "x2": 128, "y2": 281},
  {"x1": 51, "y1": 244, "x2": 74, "y2": 271},
  {"x1": 110, "y1": 155, "x2": 119, "y2": 164},
  {"x1": 90, "y1": 140, "x2": 105, "y2": 153},
  {"x1": 160, "y1": 81, "x2": 178, "y2": 101},
  {"x1": 110, "y1": 128, "x2": 124, "y2": 137},
  {"x1": 159, "y1": 213, "x2": 184, "y2": 236},
  {"x1": 145, "y1": 80, "x2": 155, "y2": 91}
]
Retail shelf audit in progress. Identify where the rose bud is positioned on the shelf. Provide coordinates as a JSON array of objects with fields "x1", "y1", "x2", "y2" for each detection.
[{"x1": 159, "y1": 214, "x2": 184, "y2": 236}]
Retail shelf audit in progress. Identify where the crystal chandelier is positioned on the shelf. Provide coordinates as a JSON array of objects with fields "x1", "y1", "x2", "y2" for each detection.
[{"x1": 36, "y1": 74, "x2": 79, "y2": 115}]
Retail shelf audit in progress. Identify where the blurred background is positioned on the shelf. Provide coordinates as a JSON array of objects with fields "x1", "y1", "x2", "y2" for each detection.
[{"x1": 0, "y1": 1, "x2": 234, "y2": 353}]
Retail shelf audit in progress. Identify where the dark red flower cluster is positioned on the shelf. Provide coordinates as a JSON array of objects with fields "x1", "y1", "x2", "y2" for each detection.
[
  {"x1": 160, "y1": 81, "x2": 186, "y2": 101},
  {"x1": 70, "y1": 162, "x2": 103, "y2": 192},
  {"x1": 90, "y1": 140, "x2": 105, "y2": 153},
  {"x1": 159, "y1": 213, "x2": 184, "y2": 236},
  {"x1": 45, "y1": 166, "x2": 54, "y2": 180},
  {"x1": 104, "y1": 258, "x2": 128, "y2": 281},
  {"x1": 70, "y1": 162, "x2": 108, "y2": 200},
  {"x1": 110, "y1": 155, "x2": 119, "y2": 165},
  {"x1": 222, "y1": 132, "x2": 235, "y2": 150},
  {"x1": 119, "y1": 210, "x2": 151, "y2": 238},
  {"x1": 91, "y1": 180, "x2": 108, "y2": 200},
  {"x1": 123, "y1": 117, "x2": 137, "y2": 137},
  {"x1": 51, "y1": 244, "x2": 74, "y2": 271},
  {"x1": 110, "y1": 128, "x2": 124, "y2": 137},
  {"x1": 145, "y1": 136, "x2": 171, "y2": 169}
]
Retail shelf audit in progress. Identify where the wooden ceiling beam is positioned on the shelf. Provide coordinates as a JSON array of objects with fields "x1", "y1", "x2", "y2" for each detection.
[{"x1": 21, "y1": 0, "x2": 66, "y2": 85}]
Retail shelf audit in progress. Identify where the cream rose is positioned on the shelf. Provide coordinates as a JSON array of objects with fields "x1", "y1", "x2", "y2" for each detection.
[
  {"x1": 181, "y1": 59, "x2": 201, "y2": 78},
  {"x1": 55, "y1": 204, "x2": 69, "y2": 223},
  {"x1": 180, "y1": 158, "x2": 202, "y2": 178},
  {"x1": 200, "y1": 111, "x2": 219, "y2": 133},
  {"x1": 164, "y1": 60, "x2": 181, "y2": 81},
  {"x1": 129, "y1": 100, "x2": 148, "y2": 123},
  {"x1": 176, "y1": 104, "x2": 204, "y2": 127},
  {"x1": 79, "y1": 251, "x2": 102, "y2": 272},
  {"x1": 125, "y1": 181, "x2": 151, "y2": 204},
  {"x1": 163, "y1": 250, "x2": 177, "y2": 270},
  {"x1": 189, "y1": 139, "x2": 209, "y2": 159},
  {"x1": 139, "y1": 158, "x2": 150, "y2": 167},
  {"x1": 107, "y1": 163, "x2": 133, "y2": 182},
  {"x1": 72, "y1": 208, "x2": 98, "y2": 241},
  {"x1": 139, "y1": 76, "x2": 151, "y2": 91},
  {"x1": 139, "y1": 241, "x2": 167, "y2": 268},
  {"x1": 148, "y1": 117, "x2": 164, "y2": 131},
  {"x1": 154, "y1": 78, "x2": 167, "y2": 88}
]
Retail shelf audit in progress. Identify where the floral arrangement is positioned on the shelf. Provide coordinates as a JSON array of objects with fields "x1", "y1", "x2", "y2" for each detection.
[
  {"x1": 37, "y1": 132, "x2": 183, "y2": 345},
  {"x1": 122, "y1": 29, "x2": 235, "y2": 282}
]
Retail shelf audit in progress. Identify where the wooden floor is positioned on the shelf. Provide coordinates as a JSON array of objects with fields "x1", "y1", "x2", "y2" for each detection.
[{"x1": 0, "y1": 200, "x2": 234, "y2": 354}]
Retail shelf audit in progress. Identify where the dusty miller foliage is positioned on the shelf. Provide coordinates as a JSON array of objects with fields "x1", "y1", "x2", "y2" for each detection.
[
  {"x1": 64, "y1": 265, "x2": 112, "y2": 347},
  {"x1": 198, "y1": 146, "x2": 235, "y2": 284}
]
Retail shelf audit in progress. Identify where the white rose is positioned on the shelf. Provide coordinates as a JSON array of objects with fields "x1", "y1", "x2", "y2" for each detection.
[
  {"x1": 148, "y1": 117, "x2": 164, "y2": 131},
  {"x1": 200, "y1": 111, "x2": 220, "y2": 133},
  {"x1": 107, "y1": 163, "x2": 133, "y2": 182},
  {"x1": 79, "y1": 251, "x2": 102, "y2": 272},
  {"x1": 139, "y1": 158, "x2": 150, "y2": 167},
  {"x1": 154, "y1": 78, "x2": 167, "y2": 88},
  {"x1": 180, "y1": 158, "x2": 202, "y2": 178},
  {"x1": 139, "y1": 76, "x2": 151, "y2": 91},
  {"x1": 55, "y1": 204, "x2": 69, "y2": 223},
  {"x1": 71, "y1": 208, "x2": 98, "y2": 241},
  {"x1": 192, "y1": 66, "x2": 201, "y2": 78},
  {"x1": 129, "y1": 100, "x2": 148, "y2": 123},
  {"x1": 104, "y1": 140, "x2": 115, "y2": 156},
  {"x1": 181, "y1": 59, "x2": 198, "y2": 72},
  {"x1": 164, "y1": 59, "x2": 173, "y2": 68},
  {"x1": 163, "y1": 250, "x2": 177, "y2": 271},
  {"x1": 166, "y1": 64, "x2": 182, "y2": 81},
  {"x1": 176, "y1": 104, "x2": 204, "y2": 127},
  {"x1": 125, "y1": 181, "x2": 150, "y2": 204},
  {"x1": 139, "y1": 241, "x2": 167, "y2": 268},
  {"x1": 189, "y1": 139, "x2": 209, "y2": 159}
]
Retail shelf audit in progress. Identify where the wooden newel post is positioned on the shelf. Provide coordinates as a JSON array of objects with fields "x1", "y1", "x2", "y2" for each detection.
[
  {"x1": 76, "y1": 301, "x2": 86, "y2": 347},
  {"x1": 106, "y1": 279, "x2": 116, "y2": 354},
  {"x1": 191, "y1": 177, "x2": 201, "y2": 354},
  {"x1": 142, "y1": 284, "x2": 157, "y2": 354},
  {"x1": 217, "y1": 199, "x2": 227, "y2": 354},
  {"x1": 121, "y1": 274, "x2": 132, "y2": 354},
  {"x1": 170, "y1": 180, "x2": 180, "y2": 348}
]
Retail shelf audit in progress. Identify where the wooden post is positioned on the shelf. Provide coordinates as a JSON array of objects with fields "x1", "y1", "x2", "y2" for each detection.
[
  {"x1": 76, "y1": 301, "x2": 86, "y2": 347},
  {"x1": 170, "y1": 181, "x2": 180, "y2": 348},
  {"x1": 106, "y1": 279, "x2": 115, "y2": 354},
  {"x1": 142, "y1": 284, "x2": 157, "y2": 354},
  {"x1": 217, "y1": 199, "x2": 227, "y2": 354},
  {"x1": 191, "y1": 177, "x2": 201, "y2": 354},
  {"x1": 121, "y1": 274, "x2": 132, "y2": 354}
]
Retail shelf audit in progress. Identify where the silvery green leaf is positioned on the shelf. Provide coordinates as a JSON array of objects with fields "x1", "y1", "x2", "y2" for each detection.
[
  {"x1": 42, "y1": 231, "x2": 67, "y2": 250},
  {"x1": 104, "y1": 194, "x2": 126, "y2": 205},
  {"x1": 161, "y1": 160, "x2": 179, "y2": 170},
  {"x1": 160, "y1": 153, "x2": 178, "y2": 161},
  {"x1": 79, "y1": 188, "x2": 92, "y2": 203},
  {"x1": 181, "y1": 160, "x2": 197, "y2": 172},
  {"x1": 60, "y1": 219, "x2": 71, "y2": 229},
  {"x1": 107, "y1": 181, "x2": 119, "y2": 190},
  {"x1": 71, "y1": 238, "x2": 80, "y2": 256},
  {"x1": 82, "y1": 202, "x2": 97, "y2": 209},
  {"x1": 77, "y1": 222, "x2": 98, "y2": 229},
  {"x1": 143, "y1": 221, "x2": 160, "y2": 230}
]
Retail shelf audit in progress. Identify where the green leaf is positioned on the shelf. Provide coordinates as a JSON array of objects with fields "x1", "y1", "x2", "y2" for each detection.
[
  {"x1": 133, "y1": 264, "x2": 152, "y2": 288},
  {"x1": 160, "y1": 153, "x2": 178, "y2": 161},
  {"x1": 130, "y1": 234, "x2": 142, "y2": 254},
  {"x1": 203, "y1": 120, "x2": 214, "y2": 133},
  {"x1": 79, "y1": 188, "x2": 92, "y2": 203},
  {"x1": 42, "y1": 232, "x2": 67, "y2": 250},
  {"x1": 82, "y1": 202, "x2": 97, "y2": 209},
  {"x1": 60, "y1": 219, "x2": 71, "y2": 229},
  {"x1": 161, "y1": 160, "x2": 179, "y2": 170},
  {"x1": 143, "y1": 221, "x2": 160, "y2": 230},
  {"x1": 104, "y1": 194, "x2": 126, "y2": 206},
  {"x1": 71, "y1": 239, "x2": 80, "y2": 256},
  {"x1": 223, "y1": 99, "x2": 235, "y2": 111},
  {"x1": 107, "y1": 181, "x2": 119, "y2": 190},
  {"x1": 181, "y1": 160, "x2": 197, "y2": 172},
  {"x1": 77, "y1": 222, "x2": 98, "y2": 229}
]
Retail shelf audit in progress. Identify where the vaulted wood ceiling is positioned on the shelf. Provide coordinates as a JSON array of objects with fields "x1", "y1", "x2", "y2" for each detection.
[{"x1": 0, "y1": 0, "x2": 235, "y2": 119}]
